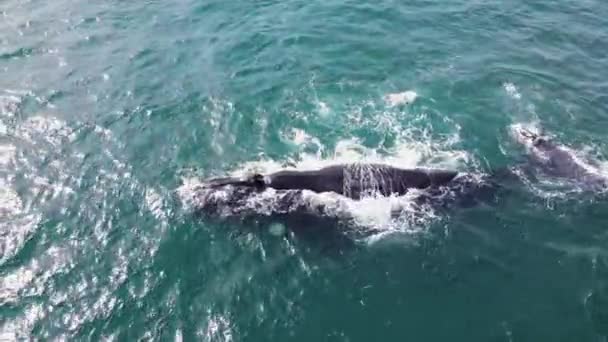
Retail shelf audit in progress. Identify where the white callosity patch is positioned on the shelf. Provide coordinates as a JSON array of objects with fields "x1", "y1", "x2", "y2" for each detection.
[{"x1": 509, "y1": 122, "x2": 543, "y2": 150}]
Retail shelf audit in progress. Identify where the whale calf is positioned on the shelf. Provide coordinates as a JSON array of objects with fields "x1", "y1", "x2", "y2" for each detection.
[{"x1": 511, "y1": 126, "x2": 607, "y2": 190}]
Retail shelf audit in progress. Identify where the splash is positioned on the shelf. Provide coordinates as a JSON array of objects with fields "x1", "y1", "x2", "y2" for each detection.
[
  {"x1": 508, "y1": 122, "x2": 543, "y2": 150},
  {"x1": 383, "y1": 91, "x2": 418, "y2": 107},
  {"x1": 317, "y1": 101, "x2": 330, "y2": 115},
  {"x1": 503, "y1": 82, "x2": 521, "y2": 100},
  {"x1": 235, "y1": 133, "x2": 468, "y2": 177}
]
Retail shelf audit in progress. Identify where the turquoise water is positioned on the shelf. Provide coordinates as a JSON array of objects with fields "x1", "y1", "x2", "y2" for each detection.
[{"x1": 2, "y1": 0, "x2": 608, "y2": 340}]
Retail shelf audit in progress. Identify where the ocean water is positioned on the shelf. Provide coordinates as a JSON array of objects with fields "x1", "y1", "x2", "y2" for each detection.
[{"x1": 2, "y1": 0, "x2": 608, "y2": 340}]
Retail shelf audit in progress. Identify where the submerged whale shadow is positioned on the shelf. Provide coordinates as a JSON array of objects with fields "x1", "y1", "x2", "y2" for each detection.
[{"x1": 194, "y1": 209, "x2": 364, "y2": 255}]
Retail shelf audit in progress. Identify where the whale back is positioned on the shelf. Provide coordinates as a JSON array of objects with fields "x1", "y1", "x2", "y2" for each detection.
[{"x1": 271, "y1": 164, "x2": 459, "y2": 199}]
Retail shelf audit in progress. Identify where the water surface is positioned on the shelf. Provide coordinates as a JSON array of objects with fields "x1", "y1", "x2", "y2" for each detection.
[{"x1": 2, "y1": 0, "x2": 608, "y2": 340}]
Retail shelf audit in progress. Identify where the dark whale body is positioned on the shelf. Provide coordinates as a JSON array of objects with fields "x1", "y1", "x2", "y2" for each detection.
[
  {"x1": 192, "y1": 166, "x2": 500, "y2": 221},
  {"x1": 191, "y1": 163, "x2": 505, "y2": 222},
  {"x1": 265, "y1": 164, "x2": 459, "y2": 199},
  {"x1": 207, "y1": 163, "x2": 459, "y2": 200}
]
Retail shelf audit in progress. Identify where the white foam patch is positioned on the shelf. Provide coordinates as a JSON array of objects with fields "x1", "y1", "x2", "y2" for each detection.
[
  {"x1": 383, "y1": 91, "x2": 418, "y2": 107},
  {"x1": 503, "y1": 82, "x2": 521, "y2": 100},
  {"x1": 1, "y1": 245, "x2": 72, "y2": 305},
  {"x1": 317, "y1": 101, "x2": 330, "y2": 115},
  {"x1": 203, "y1": 97, "x2": 236, "y2": 155},
  {"x1": 0, "y1": 144, "x2": 16, "y2": 167},
  {"x1": 563, "y1": 146, "x2": 607, "y2": 179},
  {"x1": 232, "y1": 137, "x2": 468, "y2": 178},
  {"x1": 0, "y1": 93, "x2": 22, "y2": 117},
  {"x1": 0, "y1": 179, "x2": 22, "y2": 217},
  {"x1": 17, "y1": 115, "x2": 77, "y2": 147},
  {"x1": 281, "y1": 128, "x2": 323, "y2": 156},
  {"x1": 0, "y1": 267, "x2": 35, "y2": 303},
  {"x1": 311, "y1": 190, "x2": 439, "y2": 232},
  {"x1": 508, "y1": 121, "x2": 544, "y2": 156},
  {"x1": 0, "y1": 304, "x2": 42, "y2": 340},
  {"x1": 0, "y1": 176, "x2": 42, "y2": 264},
  {"x1": 93, "y1": 125, "x2": 114, "y2": 140},
  {"x1": 145, "y1": 187, "x2": 169, "y2": 225},
  {"x1": 201, "y1": 314, "x2": 233, "y2": 342},
  {"x1": 597, "y1": 159, "x2": 608, "y2": 179},
  {"x1": 290, "y1": 128, "x2": 316, "y2": 146}
]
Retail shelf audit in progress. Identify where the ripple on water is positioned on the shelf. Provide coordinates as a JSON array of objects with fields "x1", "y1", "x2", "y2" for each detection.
[
  {"x1": 3, "y1": 0, "x2": 608, "y2": 338},
  {"x1": 0, "y1": 97, "x2": 44, "y2": 265},
  {"x1": 201, "y1": 313, "x2": 234, "y2": 342},
  {"x1": 0, "y1": 100, "x2": 174, "y2": 338}
]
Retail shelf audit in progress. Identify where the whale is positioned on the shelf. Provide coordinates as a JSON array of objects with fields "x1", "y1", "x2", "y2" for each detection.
[
  {"x1": 511, "y1": 126, "x2": 607, "y2": 190},
  {"x1": 205, "y1": 164, "x2": 460, "y2": 200},
  {"x1": 189, "y1": 163, "x2": 502, "y2": 220}
]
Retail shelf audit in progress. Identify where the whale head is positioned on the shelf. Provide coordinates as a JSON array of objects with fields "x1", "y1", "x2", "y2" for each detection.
[{"x1": 511, "y1": 126, "x2": 554, "y2": 151}]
